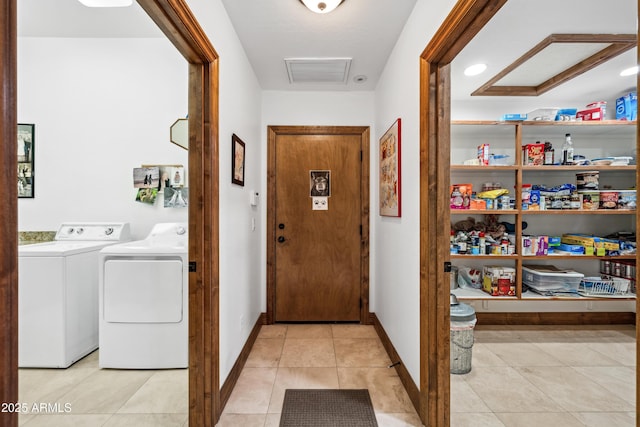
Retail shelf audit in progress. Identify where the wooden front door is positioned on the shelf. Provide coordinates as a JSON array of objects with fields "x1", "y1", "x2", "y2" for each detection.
[{"x1": 268, "y1": 126, "x2": 370, "y2": 322}]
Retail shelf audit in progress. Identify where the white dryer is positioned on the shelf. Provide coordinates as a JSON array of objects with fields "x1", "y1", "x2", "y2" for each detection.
[
  {"x1": 99, "y1": 222, "x2": 188, "y2": 369},
  {"x1": 18, "y1": 223, "x2": 131, "y2": 368}
]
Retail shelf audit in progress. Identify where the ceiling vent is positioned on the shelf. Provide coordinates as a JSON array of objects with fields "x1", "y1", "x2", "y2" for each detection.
[{"x1": 285, "y1": 57, "x2": 352, "y2": 84}]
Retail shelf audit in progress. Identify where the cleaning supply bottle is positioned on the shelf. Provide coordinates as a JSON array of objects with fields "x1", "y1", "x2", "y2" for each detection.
[
  {"x1": 478, "y1": 232, "x2": 486, "y2": 255},
  {"x1": 561, "y1": 133, "x2": 574, "y2": 165}
]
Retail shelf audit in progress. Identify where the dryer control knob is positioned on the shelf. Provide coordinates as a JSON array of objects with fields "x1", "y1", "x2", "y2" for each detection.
[
  {"x1": 105, "y1": 227, "x2": 114, "y2": 235},
  {"x1": 76, "y1": 228, "x2": 84, "y2": 234},
  {"x1": 176, "y1": 226, "x2": 186, "y2": 235}
]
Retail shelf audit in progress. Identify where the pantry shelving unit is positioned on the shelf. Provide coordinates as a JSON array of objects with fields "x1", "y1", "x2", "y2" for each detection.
[{"x1": 450, "y1": 119, "x2": 637, "y2": 301}]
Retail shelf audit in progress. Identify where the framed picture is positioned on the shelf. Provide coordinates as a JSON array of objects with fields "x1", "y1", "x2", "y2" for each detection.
[
  {"x1": 232, "y1": 133, "x2": 246, "y2": 186},
  {"x1": 309, "y1": 170, "x2": 331, "y2": 197},
  {"x1": 18, "y1": 123, "x2": 35, "y2": 198},
  {"x1": 379, "y1": 118, "x2": 401, "y2": 217}
]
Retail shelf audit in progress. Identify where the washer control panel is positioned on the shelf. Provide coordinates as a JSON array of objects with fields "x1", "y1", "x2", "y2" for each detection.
[{"x1": 55, "y1": 223, "x2": 131, "y2": 241}]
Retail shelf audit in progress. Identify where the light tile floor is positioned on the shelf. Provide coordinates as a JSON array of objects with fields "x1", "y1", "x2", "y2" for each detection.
[
  {"x1": 217, "y1": 324, "x2": 422, "y2": 427},
  {"x1": 18, "y1": 350, "x2": 188, "y2": 427},
  {"x1": 17, "y1": 324, "x2": 637, "y2": 426},
  {"x1": 451, "y1": 325, "x2": 636, "y2": 427}
]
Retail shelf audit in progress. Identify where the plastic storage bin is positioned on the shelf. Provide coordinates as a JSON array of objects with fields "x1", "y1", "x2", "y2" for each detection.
[
  {"x1": 522, "y1": 265, "x2": 584, "y2": 294},
  {"x1": 450, "y1": 294, "x2": 477, "y2": 374}
]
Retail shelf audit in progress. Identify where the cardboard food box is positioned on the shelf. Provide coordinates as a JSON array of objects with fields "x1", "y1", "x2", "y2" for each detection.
[
  {"x1": 482, "y1": 266, "x2": 516, "y2": 296},
  {"x1": 522, "y1": 235, "x2": 548, "y2": 256},
  {"x1": 521, "y1": 143, "x2": 545, "y2": 166},
  {"x1": 576, "y1": 103, "x2": 606, "y2": 121},
  {"x1": 616, "y1": 92, "x2": 637, "y2": 121},
  {"x1": 561, "y1": 233, "x2": 620, "y2": 255},
  {"x1": 477, "y1": 144, "x2": 490, "y2": 166}
]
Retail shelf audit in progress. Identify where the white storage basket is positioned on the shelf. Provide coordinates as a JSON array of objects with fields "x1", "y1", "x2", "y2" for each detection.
[{"x1": 578, "y1": 276, "x2": 632, "y2": 297}]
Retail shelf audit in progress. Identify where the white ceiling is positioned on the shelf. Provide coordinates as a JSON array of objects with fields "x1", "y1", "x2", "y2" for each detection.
[
  {"x1": 452, "y1": 0, "x2": 638, "y2": 106},
  {"x1": 17, "y1": 0, "x2": 638, "y2": 102},
  {"x1": 218, "y1": 0, "x2": 417, "y2": 91}
]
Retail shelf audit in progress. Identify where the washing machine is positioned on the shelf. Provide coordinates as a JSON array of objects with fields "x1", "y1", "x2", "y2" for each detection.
[
  {"x1": 18, "y1": 222, "x2": 131, "y2": 368},
  {"x1": 99, "y1": 222, "x2": 188, "y2": 369}
]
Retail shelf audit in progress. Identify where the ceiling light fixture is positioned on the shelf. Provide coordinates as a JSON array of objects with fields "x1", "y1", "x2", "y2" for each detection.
[
  {"x1": 77, "y1": 0, "x2": 133, "y2": 7},
  {"x1": 299, "y1": 0, "x2": 345, "y2": 14},
  {"x1": 620, "y1": 66, "x2": 639, "y2": 76},
  {"x1": 464, "y1": 63, "x2": 487, "y2": 76}
]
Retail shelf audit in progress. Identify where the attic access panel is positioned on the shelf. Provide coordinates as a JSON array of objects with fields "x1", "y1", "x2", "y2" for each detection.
[
  {"x1": 472, "y1": 34, "x2": 637, "y2": 96},
  {"x1": 285, "y1": 58, "x2": 352, "y2": 84}
]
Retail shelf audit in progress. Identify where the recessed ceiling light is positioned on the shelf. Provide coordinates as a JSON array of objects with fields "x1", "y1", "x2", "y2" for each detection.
[
  {"x1": 77, "y1": 0, "x2": 133, "y2": 7},
  {"x1": 620, "y1": 66, "x2": 639, "y2": 76},
  {"x1": 464, "y1": 63, "x2": 487, "y2": 76}
]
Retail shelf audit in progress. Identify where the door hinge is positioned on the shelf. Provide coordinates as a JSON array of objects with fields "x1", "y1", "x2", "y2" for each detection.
[
  {"x1": 360, "y1": 150, "x2": 363, "y2": 161},
  {"x1": 360, "y1": 298, "x2": 362, "y2": 308},
  {"x1": 189, "y1": 261, "x2": 197, "y2": 272},
  {"x1": 444, "y1": 261, "x2": 452, "y2": 273},
  {"x1": 359, "y1": 225, "x2": 362, "y2": 236}
]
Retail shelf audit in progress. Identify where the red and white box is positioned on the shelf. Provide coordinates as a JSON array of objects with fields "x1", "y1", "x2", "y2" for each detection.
[
  {"x1": 477, "y1": 143, "x2": 490, "y2": 165},
  {"x1": 577, "y1": 101, "x2": 606, "y2": 121},
  {"x1": 522, "y1": 143, "x2": 545, "y2": 166}
]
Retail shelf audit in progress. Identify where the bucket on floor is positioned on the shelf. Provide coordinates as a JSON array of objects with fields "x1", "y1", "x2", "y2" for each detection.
[{"x1": 450, "y1": 294, "x2": 477, "y2": 375}]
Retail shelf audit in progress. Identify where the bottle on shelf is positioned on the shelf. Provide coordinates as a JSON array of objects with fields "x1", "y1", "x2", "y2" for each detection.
[
  {"x1": 543, "y1": 141, "x2": 554, "y2": 165},
  {"x1": 478, "y1": 232, "x2": 486, "y2": 255},
  {"x1": 561, "y1": 133, "x2": 574, "y2": 165}
]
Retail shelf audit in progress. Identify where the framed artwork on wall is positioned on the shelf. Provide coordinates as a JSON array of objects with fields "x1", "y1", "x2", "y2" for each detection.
[
  {"x1": 379, "y1": 118, "x2": 401, "y2": 217},
  {"x1": 18, "y1": 123, "x2": 35, "y2": 198},
  {"x1": 232, "y1": 133, "x2": 246, "y2": 186}
]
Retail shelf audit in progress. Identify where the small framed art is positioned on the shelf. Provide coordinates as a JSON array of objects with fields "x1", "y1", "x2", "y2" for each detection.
[
  {"x1": 18, "y1": 123, "x2": 35, "y2": 198},
  {"x1": 232, "y1": 133, "x2": 246, "y2": 186},
  {"x1": 379, "y1": 118, "x2": 401, "y2": 217}
]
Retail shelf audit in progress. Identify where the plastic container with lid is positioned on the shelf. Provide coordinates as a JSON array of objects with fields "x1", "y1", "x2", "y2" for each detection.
[{"x1": 450, "y1": 294, "x2": 477, "y2": 374}]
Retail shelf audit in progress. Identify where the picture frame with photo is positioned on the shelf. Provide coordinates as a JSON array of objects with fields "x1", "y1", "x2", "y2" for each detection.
[
  {"x1": 18, "y1": 123, "x2": 35, "y2": 198},
  {"x1": 232, "y1": 133, "x2": 245, "y2": 186},
  {"x1": 379, "y1": 118, "x2": 401, "y2": 217}
]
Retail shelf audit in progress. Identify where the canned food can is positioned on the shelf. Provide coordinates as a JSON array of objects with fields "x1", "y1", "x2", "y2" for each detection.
[
  {"x1": 601, "y1": 260, "x2": 611, "y2": 275},
  {"x1": 613, "y1": 262, "x2": 622, "y2": 277},
  {"x1": 624, "y1": 263, "x2": 635, "y2": 279}
]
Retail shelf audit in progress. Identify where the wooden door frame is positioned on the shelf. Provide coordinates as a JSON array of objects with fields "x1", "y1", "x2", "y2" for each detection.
[
  {"x1": 1, "y1": 1, "x2": 222, "y2": 426},
  {"x1": 1, "y1": 2, "x2": 19, "y2": 426},
  {"x1": 418, "y1": 0, "x2": 509, "y2": 425},
  {"x1": 266, "y1": 126, "x2": 371, "y2": 324},
  {"x1": 419, "y1": 1, "x2": 639, "y2": 426}
]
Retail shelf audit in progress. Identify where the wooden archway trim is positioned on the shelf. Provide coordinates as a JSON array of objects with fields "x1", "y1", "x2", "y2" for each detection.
[
  {"x1": 418, "y1": 1, "x2": 506, "y2": 426},
  {"x1": 0, "y1": 1, "x2": 19, "y2": 426},
  {"x1": 138, "y1": 1, "x2": 220, "y2": 426},
  {"x1": 0, "y1": 0, "x2": 220, "y2": 426},
  {"x1": 420, "y1": 1, "x2": 638, "y2": 426}
]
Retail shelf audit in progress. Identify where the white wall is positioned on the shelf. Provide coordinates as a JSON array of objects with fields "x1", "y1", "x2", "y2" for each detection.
[
  {"x1": 18, "y1": 37, "x2": 188, "y2": 240},
  {"x1": 186, "y1": 0, "x2": 263, "y2": 383},
  {"x1": 260, "y1": 90, "x2": 376, "y2": 309},
  {"x1": 19, "y1": 0, "x2": 265, "y2": 386},
  {"x1": 373, "y1": 0, "x2": 458, "y2": 384}
]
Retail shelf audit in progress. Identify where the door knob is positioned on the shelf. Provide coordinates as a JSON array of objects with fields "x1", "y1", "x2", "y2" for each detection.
[{"x1": 277, "y1": 236, "x2": 286, "y2": 243}]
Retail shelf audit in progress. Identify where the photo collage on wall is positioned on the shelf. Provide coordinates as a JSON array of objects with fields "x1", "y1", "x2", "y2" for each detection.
[{"x1": 133, "y1": 165, "x2": 188, "y2": 208}]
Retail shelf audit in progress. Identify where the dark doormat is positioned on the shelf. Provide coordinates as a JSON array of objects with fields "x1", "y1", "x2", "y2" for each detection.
[{"x1": 280, "y1": 389, "x2": 378, "y2": 427}]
